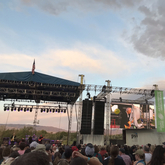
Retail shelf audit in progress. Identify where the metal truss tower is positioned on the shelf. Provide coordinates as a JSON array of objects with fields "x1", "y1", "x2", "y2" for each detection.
[{"x1": 76, "y1": 75, "x2": 84, "y2": 145}]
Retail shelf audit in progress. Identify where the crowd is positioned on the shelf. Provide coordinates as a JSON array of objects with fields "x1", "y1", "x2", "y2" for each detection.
[{"x1": 0, "y1": 139, "x2": 165, "y2": 165}]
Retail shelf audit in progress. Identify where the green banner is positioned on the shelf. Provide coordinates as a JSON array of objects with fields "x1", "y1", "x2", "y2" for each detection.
[{"x1": 155, "y1": 90, "x2": 165, "y2": 132}]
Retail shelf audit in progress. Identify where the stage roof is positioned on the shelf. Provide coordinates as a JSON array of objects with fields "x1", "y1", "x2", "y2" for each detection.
[
  {"x1": 0, "y1": 71, "x2": 80, "y2": 86},
  {"x1": 0, "y1": 71, "x2": 83, "y2": 103}
]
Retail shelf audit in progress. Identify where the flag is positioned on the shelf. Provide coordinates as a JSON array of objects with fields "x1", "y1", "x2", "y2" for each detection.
[{"x1": 32, "y1": 60, "x2": 35, "y2": 74}]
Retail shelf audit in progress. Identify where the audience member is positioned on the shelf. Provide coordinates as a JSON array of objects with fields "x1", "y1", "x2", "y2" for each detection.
[
  {"x1": 133, "y1": 149, "x2": 145, "y2": 165},
  {"x1": 144, "y1": 145, "x2": 152, "y2": 163},
  {"x1": 119, "y1": 148, "x2": 132, "y2": 165}
]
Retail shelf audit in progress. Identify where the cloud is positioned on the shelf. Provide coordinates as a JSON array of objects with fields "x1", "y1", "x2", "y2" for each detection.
[
  {"x1": 130, "y1": 0, "x2": 165, "y2": 59},
  {"x1": 0, "y1": 44, "x2": 133, "y2": 81},
  {"x1": 15, "y1": 0, "x2": 141, "y2": 15}
]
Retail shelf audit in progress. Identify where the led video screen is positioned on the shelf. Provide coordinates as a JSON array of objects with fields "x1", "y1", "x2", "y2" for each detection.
[{"x1": 111, "y1": 103, "x2": 155, "y2": 129}]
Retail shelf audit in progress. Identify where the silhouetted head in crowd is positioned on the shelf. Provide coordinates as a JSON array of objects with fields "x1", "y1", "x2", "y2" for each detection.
[
  {"x1": 77, "y1": 144, "x2": 81, "y2": 151},
  {"x1": 106, "y1": 145, "x2": 110, "y2": 156},
  {"x1": 124, "y1": 145, "x2": 130, "y2": 155},
  {"x1": 81, "y1": 147, "x2": 86, "y2": 156},
  {"x1": 94, "y1": 146, "x2": 99, "y2": 154},
  {"x1": 19, "y1": 142, "x2": 26, "y2": 150},
  {"x1": 109, "y1": 146, "x2": 119, "y2": 165},
  {"x1": 2, "y1": 147, "x2": 10, "y2": 158},
  {"x1": 149, "y1": 145, "x2": 165, "y2": 165},
  {"x1": 144, "y1": 145, "x2": 150, "y2": 153},
  {"x1": 70, "y1": 157, "x2": 87, "y2": 165},
  {"x1": 64, "y1": 148, "x2": 72, "y2": 160},
  {"x1": 9, "y1": 151, "x2": 20, "y2": 158},
  {"x1": 24, "y1": 148, "x2": 31, "y2": 154},
  {"x1": 11, "y1": 151, "x2": 49, "y2": 165}
]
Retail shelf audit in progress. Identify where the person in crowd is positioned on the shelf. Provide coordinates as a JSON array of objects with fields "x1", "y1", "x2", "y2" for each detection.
[
  {"x1": 64, "y1": 148, "x2": 72, "y2": 164},
  {"x1": 130, "y1": 145, "x2": 137, "y2": 161},
  {"x1": 148, "y1": 145, "x2": 165, "y2": 165},
  {"x1": 119, "y1": 148, "x2": 132, "y2": 165},
  {"x1": 93, "y1": 146, "x2": 102, "y2": 163},
  {"x1": 124, "y1": 145, "x2": 134, "y2": 162},
  {"x1": 77, "y1": 144, "x2": 81, "y2": 152},
  {"x1": 53, "y1": 152, "x2": 61, "y2": 165},
  {"x1": 28, "y1": 136, "x2": 32, "y2": 144},
  {"x1": 71, "y1": 146, "x2": 78, "y2": 152},
  {"x1": 18, "y1": 142, "x2": 26, "y2": 155},
  {"x1": 0, "y1": 148, "x2": 4, "y2": 165},
  {"x1": 149, "y1": 145, "x2": 155, "y2": 155},
  {"x1": 85, "y1": 143, "x2": 95, "y2": 158},
  {"x1": 11, "y1": 151, "x2": 50, "y2": 165},
  {"x1": 10, "y1": 133, "x2": 16, "y2": 146},
  {"x1": 81, "y1": 147, "x2": 86, "y2": 156},
  {"x1": 133, "y1": 149, "x2": 145, "y2": 165},
  {"x1": 103, "y1": 146, "x2": 126, "y2": 165},
  {"x1": 143, "y1": 145, "x2": 152, "y2": 164},
  {"x1": 72, "y1": 150, "x2": 102, "y2": 165},
  {"x1": 99, "y1": 146, "x2": 107, "y2": 161},
  {"x1": 1, "y1": 151, "x2": 19, "y2": 165},
  {"x1": 38, "y1": 135, "x2": 44, "y2": 144},
  {"x1": 30, "y1": 141, "x2": 38, "y2": 150},
  {"x1": 2, "y1": 147, "x2": 11, "y2": 163},
  {"x1": 24, "y1": 148, "x2": 31, "y2": 154}
]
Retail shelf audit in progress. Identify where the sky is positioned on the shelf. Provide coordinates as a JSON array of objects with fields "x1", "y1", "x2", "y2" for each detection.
[{"x1": 0, "y1": 0, "x2": 165, "y2": 131}]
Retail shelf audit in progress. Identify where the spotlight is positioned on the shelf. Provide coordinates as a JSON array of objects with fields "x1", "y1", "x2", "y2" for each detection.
[
  {"x1": 11, "y1": 107, "x2": 14, "y2": 111},
  {"x1": 53, "y1": 109, "x2": 55, "y2": 113},
  {"x1": 61, "y1": 109, "x2": 63, "y2": 113},
  {"x1": 18, "y1": 107, "x2": 20, "y2": 112},
  {"x1": 47, "y1": 109, "x2": 49, "y2": 113},
  {"x1": 14, "y1": 107, "x2": 17, "y2": 111},
  {"x1": 7, "y1": 107, "x2": 9, "y2": 111},
  {"x1": 64, "y1": 109, "x2": 66, "y2": 113},
  {"x1": 50, "y1": 109, "x2": 52, "y2": 113},
  {"x1": 24, "y1": 108, "x2": 26, "y2": 112},
  {"x1": 20, "y1": 107, "x2": 23, "y2": 111},
  {"x1": 55, "y1": 109, "x2": 58, "y2": 113},
  {"x1": 41, "y1": 109, "x2": 43, "y2": 113},
  {"x1": 43, "y1": 109, "x2": 45, "y2": 112},
  {"x1": 30, "y1": 108, "x2": 32, "y2": 112},
  {"x1": 27, "y1": 108, "x2": 29, "y2": 111},
  {"x1": 58, "y1": 109, "x2": 60, "y2": 113},
  {"x1": 4, "y1": 107, "x2": 6, "y2": 111}
]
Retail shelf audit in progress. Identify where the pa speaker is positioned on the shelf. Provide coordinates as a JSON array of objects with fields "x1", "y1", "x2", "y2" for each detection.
[
  {"x1": 80, "y1": 99, "x2": 93, "y2": 134},
  {"x1": 93, "y1": 101, "x2": 105, "y2": 135}
]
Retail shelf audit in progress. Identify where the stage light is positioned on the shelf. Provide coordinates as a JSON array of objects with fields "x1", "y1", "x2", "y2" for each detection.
[
  {"x1": 11, "y1": 107, "x2": 14, "y2": 111},
  {"x1": 20, "y1": 107, "x2": 23, "y2": 111},
  {"x1": 47, "y1": 109, "x2": 49, "y2": 113},
  {"x1": 53, "y1": 109, "x2": 55, "y2": 113},
  {"x1": 58, "y1": 109, "x2": 60, "y2": 113},
  {"x1": 55, "y1": 109, "x2": 57, "y2": 113},
  {"x1": 27, "y1": 108, "x2": 29, "y2": 111},
  {"x1": 7, "y1": 107, "x2": 9, "y2": 111},
  {"x1": 18, "y1": 107, "x2": 20, "y2": 112},
  {"x1": 30, "y1": 108, "x2": 32, "y2": 112},
  {"x1": 50, "y1": 109, "x2": 52, "y2": 113},
  {"x1": 64, "y1": 109, "x2": 66, "y2": 113},
  {"x1": 43, "y1": 109, "x2": 45, "y2": 112},
  {"x1": 4, "y1": 107, "x2": 6, "y2": 111},
  {"x1": 41, "y1": 109, "x2": 43, "y2": 113},
  {"x1": 61, "y1": 109, "x2": 63, "y2": 113},
  {"x1": 24, "y1": 108, "x2": 26, "y2": 112},
  {"x1": 14, "y1": 107, "x2": 17, "y2": 111}
]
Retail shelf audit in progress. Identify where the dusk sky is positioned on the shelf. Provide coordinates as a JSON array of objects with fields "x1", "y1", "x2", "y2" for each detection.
[{"x1": 0, "y1": 0, "x2": 165, "y2": 131}]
